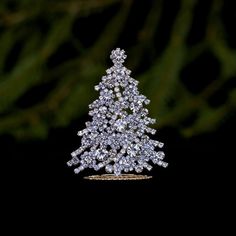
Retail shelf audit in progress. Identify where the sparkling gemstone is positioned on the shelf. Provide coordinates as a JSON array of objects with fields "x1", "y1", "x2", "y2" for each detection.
[
  {"x1": 151, "y1": 129, "x2": 156, "y2": 135},
  {"x1": 114, "y1": 169, "x2": 121, "y2": 176},
  {"x1": 72, "y1": 157, "x2": 79, "y2": 164},
  {"x1": 127, "y1": 147, "x2": 136, "y2": 157},
  {"x1": 99, "y1": 106, "x2": 107, "y2": 113},
  {"x1": 98, "y1": 163, "x2": 104, "y2": 168},
  {"x1": 77, "y1": 130, "x2": 83, "y2": 136},
  {"x1": 94, "y1": 165, "x2": 99, "y2": 171},
  {"x1": 74, "y1": 166, "x2": 84, "y2": 173},
  {"x1": 151, "y1": 118, "x2": 156, "y2": 123},
  {"x1": 97, "y1": 155, "x2": 105, "y2": 161},
  {"x1": 134, "y1": 144, "x2": 140, "y2": 151},
  {"x1": 157, "y1": 151, "x2": 165, "y2": 159},
  {"x1": 120, "y1": 148, "x2": 126, "y2": 154},
  {"x1": 157, "y1": 142, "x2": 164, "y2": 148},
  {"x1": 152, "y1": 158, "x2": 158, "y2": 164},
  {"x1": 115, "y1": 119, "x2": 126, "y2": 132},
  {"x1": 105, "y1": 165, "x2": 113, "y2": 173},
  {"x1": 67, "y1": 160, "x2": 73, "y2": 166},
  {"x1": 71, "y1": 152, "x2": 77, "y2": 157},
  {"x1": 145, "y1": 164, "x2": 152, "y2": 171},
  {"x1": 162, "y1": 162, "x2": 168, "y2": 168},
  {"x1": 135, "y1": 166, "x2": 143, "y2": 173},
  {"x1": 157, "y1": 160, "x2": 163, "y2": 166},
  {"x1": 111, "y1": 115, "x2": 117, "y2": 120},
  {"x1": 135, "y1": 138, "x2": 139, "y2": 143},
  {"x1": 106, "y1": 69, "x2": 112, "y2": 74},
  {"x1": 94, "y1": 85, "x2": 100, "y2": 91}
]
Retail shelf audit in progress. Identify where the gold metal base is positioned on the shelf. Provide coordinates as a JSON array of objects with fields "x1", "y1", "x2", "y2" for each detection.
[{"x1": 84, "y1": 174, "x2": 152, "y2": 181}]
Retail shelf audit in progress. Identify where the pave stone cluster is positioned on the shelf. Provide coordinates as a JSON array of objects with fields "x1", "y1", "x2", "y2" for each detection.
[{"x1": 67, "y1": 48, "x2": 168, "y2": 175}]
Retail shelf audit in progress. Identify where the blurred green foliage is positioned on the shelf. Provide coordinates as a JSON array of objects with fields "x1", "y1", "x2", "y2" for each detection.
[{"x1": 0, "y1": 0, "x2": 235, "y2": 139}]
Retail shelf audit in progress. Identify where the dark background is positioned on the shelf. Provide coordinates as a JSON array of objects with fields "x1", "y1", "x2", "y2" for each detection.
[{"x1": 1, "y1": 0, "x2": 235, "y2": 227}]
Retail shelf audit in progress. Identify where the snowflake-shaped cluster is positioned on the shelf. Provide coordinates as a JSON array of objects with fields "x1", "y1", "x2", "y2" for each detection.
[
  {"x1": 110, "y1": 48, "x2": 127, "y2": 66},
  {"x1": 67, "y1": 48, "x2": 168, "y2": 176}
]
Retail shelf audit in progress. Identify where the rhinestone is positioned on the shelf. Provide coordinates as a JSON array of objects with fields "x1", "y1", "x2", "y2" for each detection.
[
  {"x1": 98, "y1": 163, "x2": 104, "y2": 168},
  {"x1": 74, "y1": 168, "x2": 80, "y2": 174},
  {"x1": 114, "y1": 168, "x2": 121, "y2": 176},
  {"x1": 106, "y1": 69, "x2": 112, "y2": 74},
  {"x1": 67, "y1": 160, "x2": 73, "y2": 167},
  {"x1": 157, "y1": 151, "x2": 165, "y2": 159},
  {"x1": 151, "y1": 129, "x2": 156, "y2": 135},
  {"x1": 77, "y1": 130, "x2": 83, "y2": 136},
  {"x1": 157, "y1": 142, "x2": 164, "y2": 148},
  {"x1": 94, "y1": 85, "x2": 100, "y2": 91},
  {"x1": 105, "y1": 165, "x2": 113, "y2": 173},
  {"x1": 72, "y1": 157, "x2": 79, "y2": 164},
  {"x1": 135, "y1": 166, "x2": 143, "y2": 173},
  {"x1": 162, "y1": 162, "x2": 168, "y2": 168},
  {"x1": 71, "y1": 152, "x2": 77, "y2": 157}
]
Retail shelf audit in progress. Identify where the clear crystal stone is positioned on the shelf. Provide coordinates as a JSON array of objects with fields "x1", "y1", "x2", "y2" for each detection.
[
  {"x1": 114, "y1": 169, "x2": 121, "y2": 176},
  {"x1": 98, "y1": 163, "x2": 104, "y2": 169},
  {"x1": 157, "y1": 151, "x2": 165, "y2": 159},
  {"x1": 94, "y1": 85, "x2": 100, "y2": 91},
  {"x1": 150, "y1": 129, "x2": 156, "y2": 135},
  {"x1": 120, "y1": 148, "x2": 126, "y2": 154},
  {"x1": 127, "y1": 147, "x2": 136, "y2": 157},
  {"x1": 72, "y1": 157, "x2": 79, "y2": 164},
  {"x1": 106, "y1": 69, "x2": 112, "y2": 74},
  {"x1": 74, "y1": 166, "x2": 84, "y2": 174},
  {"x1": 145, "y1": 164, "x2": 152, "y2": 171},
  {"x1": 105, "y1": 165, "x2": 113, "y2": 173},
  {"x1": 157, "y1": 142, "x2": 164, "y2": 148},
  {"x1": 77, "y1": 130, "x2": 83, "y2": 136},
  {"x1": 67, "y1": 160, "x2": 73, "y2": 166},
  {"x1": 74, "y1": 168, "x2": 80, "y2": 174},
  {"x1": 162, "y1": 162, "x2": 168, "y2": 168},
  {"x1": 71, "y1": 152, "x2": 77, "y2": 157},
  {"x1": 135, "y1": 166, "x2": 143, "y2": 173}
]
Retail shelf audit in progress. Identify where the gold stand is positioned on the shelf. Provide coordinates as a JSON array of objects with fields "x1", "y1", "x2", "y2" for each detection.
[{"x1": 84, "y1": 174, "x2": 152, "y2": 181}]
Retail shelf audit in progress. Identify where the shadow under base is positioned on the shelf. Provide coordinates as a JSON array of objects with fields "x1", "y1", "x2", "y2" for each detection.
[{"x1": 84, "y1": 174, "x2": 152, "y2": 180}]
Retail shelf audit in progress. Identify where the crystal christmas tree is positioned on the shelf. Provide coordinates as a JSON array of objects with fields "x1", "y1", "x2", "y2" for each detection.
[{"x1": 67, "y1": 48, "x2": 168, "y2": 178}]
